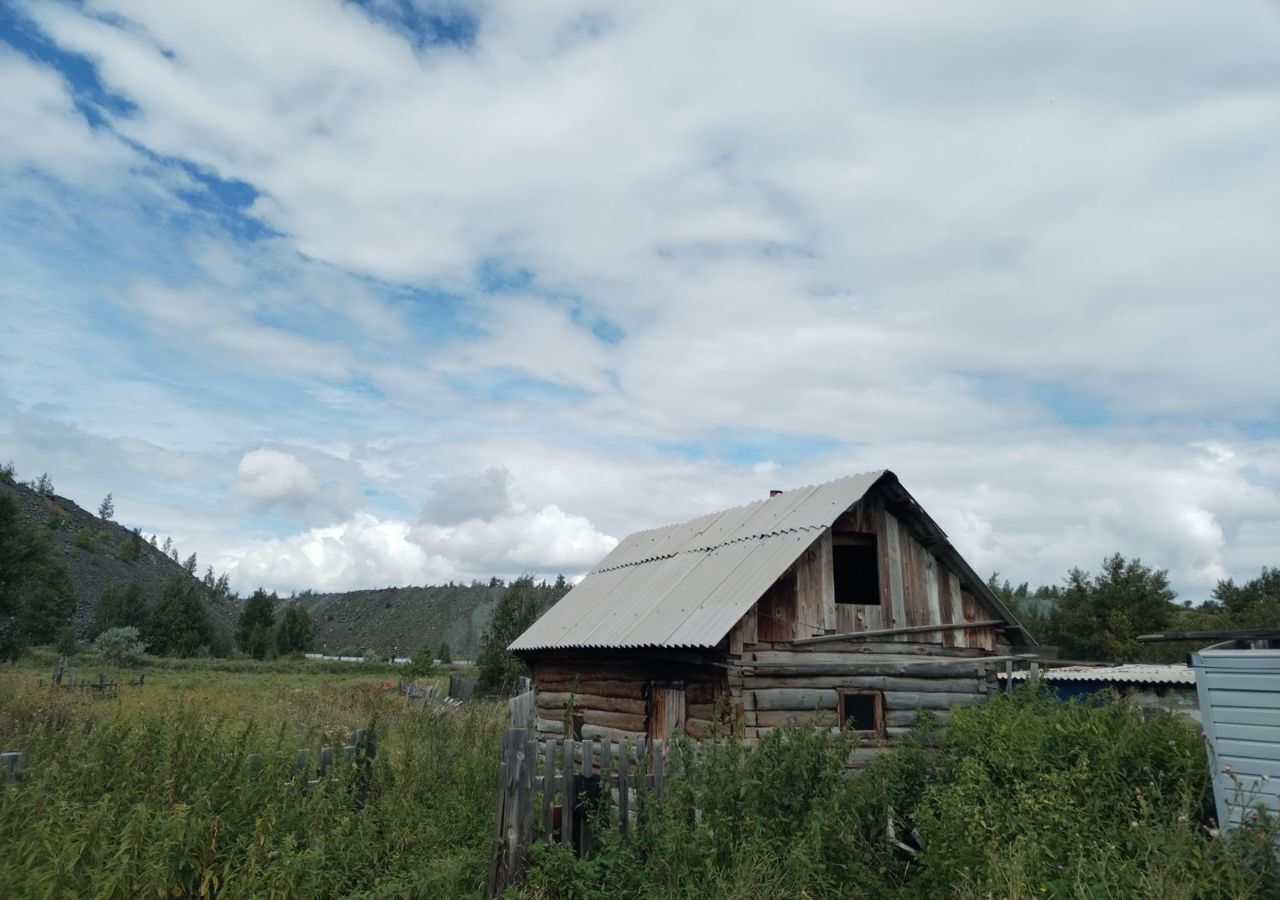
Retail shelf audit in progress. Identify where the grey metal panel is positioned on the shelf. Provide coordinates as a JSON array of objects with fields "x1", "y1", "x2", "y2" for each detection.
[
  {"x1": 509, "y1": 566, "x2": 633, "y2": 650},
  {"x1": 771, "y1": 472, "x2": 886, "y2": 534},
  {"x1": 621, "y1": 541, "x2": 762, "y2": 647},
  {"x1": 573, "y1": 550, "x2": 710, "y2": 647},
  {"x1": 1191, "y1": 643, "x2": 1280, "y2": 846},
  {"x1": 665, "y1": 530, "x2": 821, "y2": 646}
]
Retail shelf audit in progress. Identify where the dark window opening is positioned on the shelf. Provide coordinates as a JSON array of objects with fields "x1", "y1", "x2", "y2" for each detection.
[
  {"x1": 839, "y1": 690, "x2": 883, "y2": 734},
  {"x1": 833, "y1": 533, "x2": 880, "y2": 605},
  {"x1": 571, "y1": 711, "x2": 585, "y2": 741}
]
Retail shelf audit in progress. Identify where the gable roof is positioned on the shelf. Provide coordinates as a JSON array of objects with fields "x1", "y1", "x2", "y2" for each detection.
[{"x1": 510, "y1": 470, "x2": 1029, "y2": 652}]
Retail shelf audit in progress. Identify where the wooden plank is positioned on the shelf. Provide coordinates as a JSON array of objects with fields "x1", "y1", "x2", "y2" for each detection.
[
  {"x1": 948, "y1": 571, "x2": 966, "y2": 648},
  {"x1": 937, "y1": 569, "x2": 956, "y2": 648},
  {"x1": 653, "y1": 739, "x2": 665, "y2": 810},
  {"x1": 882, "y1": 690, "x2": 987, "y2": 710},
  {"x1": 752, "y1": 688, "x2": 838, "y2": 711},
  {"x1": 751, "y1": 709, "x2": 835, "y2": 728},
  {"x1": 729, "y1": 620, "x2": 744, "y2": 657},
  {"x1": 925, "y1": 556, "x2": 942, "y2": 629},
  {"x1": 793, "y1": 620, "x2": 1005, "y2": 645},
  {"x1": 537, "y1": 693, "x2": 647, "y2": 715},
  {"x1": 884, "y1": 511, "x2": 906, "y2": 637},
  {"x1": 535, "y1": 679, "x2": 647, "y2": 699},
  {"x1": 581, "y1": 710, "x2": 647, "y2": 732},
  {"x1": 580, "y1": 723, "x2": 645, "y2": 742},
  {"x1": 742, "y1": 603, "x2": 758, "y2": 645},
  {"x1": 541, "y1": 740, "x2": 557, "y2": 843},
  {"x1": 560, "y1": 739, "x2": 575, "y2": 846},
  {"x1": 744, "y1": 645, "x2": 987, "y2": 664},
  {"x1": 744, "y1": 666, "x2": 988, "y2": 687},
  {"x1": 820, "y1": 530, "x2": 837, "y2": 632},
  {"x1": 617, "y1": 738, "x2": 630, "y2": 838}
]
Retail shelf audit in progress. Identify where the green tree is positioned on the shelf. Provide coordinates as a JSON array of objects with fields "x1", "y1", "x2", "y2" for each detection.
[
  {"x1": 118, "y1": 528, "x2": 145, "y2": 562},
  {"x1": 236, "y1": 588, "x2": 277, "y2": 660},
  {"x1": 276, "y1": 604, "x2": 314, "y2": 654},
  {"x1": 406, "y1": 643, "x2": 438, "y2": 678},
  {"x1": 437, "y1": 640, "x2": 452, "y2": 665},
  {"x1": 0, "y1": 460, "x2": 15, "y2": 484},
  {"x1": 94, "y1": 626, "x2": 147, "y2": 666},
  {"x1": 476, "y1": 575, "x2": 543, "y2": 694},
  {"x1": 145, "y1": 577, "x2": 213, "y2": 657},
  {"x1": 92, "y1": 582, "x2": 147, "y2": 638},
  {"x1": 182, "y1": 552, "x2": 198, "y2": 575},
  {"x1": 1049, "y1": 554, "x2": 1176, "y2": 661},
  {"x1": 1211, "y1": 567, "x2": 1280, "y2": 627},
  {"x1": 98, "y1": 492, "x2": 114, "y2": 521},
  {"x1": 33, "y1": 472, "x2": 54, "y2": 496},
  {"x1": 0, "y1": 493, "x2": 75, "y2": 659}
]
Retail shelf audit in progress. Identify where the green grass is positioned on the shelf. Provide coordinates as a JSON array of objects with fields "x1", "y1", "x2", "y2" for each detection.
[
  {"x1": 0, "y1": 654, "x2": 504, "y2": 899},
  {"x1": 3, "y1": 657, "x2": 1277, "y2": 900}
]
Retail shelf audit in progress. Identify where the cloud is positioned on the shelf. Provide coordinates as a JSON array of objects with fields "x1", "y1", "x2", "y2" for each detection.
[
  {"x1": 4, "y1": 0, "x2": 1280, "y2": 602},
  {"x1": 421, "y1": 466, "x2": 513, "y2": 525},
  {"x1": 234, "y1": 449, "x2": 318, "y2": 504}
]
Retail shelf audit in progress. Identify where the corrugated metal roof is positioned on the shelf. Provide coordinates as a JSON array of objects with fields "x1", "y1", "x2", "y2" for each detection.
[
  {"x1": 510, "y1": 471, "x2": 886, "y2": 651},
  {"x1": 1008, "y1": 664, "x2": 1195, "y2": 685}
]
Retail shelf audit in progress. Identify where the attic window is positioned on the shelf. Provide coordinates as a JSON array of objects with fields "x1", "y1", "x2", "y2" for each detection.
[
  {"x1": 839, "y1": 689, "x2": 884, "y2": 735},
  {"x1": 833, "y1": 532, "x2": 880, "y2": 605}
]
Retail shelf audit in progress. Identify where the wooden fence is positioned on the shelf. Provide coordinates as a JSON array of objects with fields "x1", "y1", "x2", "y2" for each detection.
[{"x1": 488, "y1": 727, "x2": 670, "y2": 896}]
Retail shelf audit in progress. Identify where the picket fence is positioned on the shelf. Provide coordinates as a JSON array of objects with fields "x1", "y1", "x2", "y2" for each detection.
[{"x1": 488, "y1": 727, "x2": 671, "y2": 897}]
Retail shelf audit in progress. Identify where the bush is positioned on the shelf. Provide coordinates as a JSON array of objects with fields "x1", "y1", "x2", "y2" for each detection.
[
  {"x1": 520, "y1": 687, "x2": 1280, "y2": 900},
  {"x1": 405, "y1": 645, "x2": 438, "y2": 679},
  {"x1": 72, "y1": 529, "x2": 96, "y2": 553},
  {"x1": 94, "y1": 626, "x2": 147, "y2": 666}
]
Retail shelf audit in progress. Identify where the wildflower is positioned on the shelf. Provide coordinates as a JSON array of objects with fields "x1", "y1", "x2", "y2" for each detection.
[
  {"x1": 1130, "y1": 821, "x2": 1139, "y2": 828},
  {"x1": 1168, "y1": 739, "x2": 1176, "y2": 747}
]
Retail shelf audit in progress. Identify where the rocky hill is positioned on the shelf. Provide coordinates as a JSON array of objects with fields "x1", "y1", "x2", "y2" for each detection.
[
  {"x1": 291, "y1": 580, "x2": 569, "y2": 659},
  {"x1": 0, "y1": 477, "x2": 238, "y2": 644}
]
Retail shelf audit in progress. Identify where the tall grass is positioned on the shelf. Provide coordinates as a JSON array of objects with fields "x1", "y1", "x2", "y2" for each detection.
[
  {"x1": 0, "y1": 662, "x2": 505, "y2": 899},
  {"x1": 521, "y1": 688, "x2": 1280, "y2": 900}
]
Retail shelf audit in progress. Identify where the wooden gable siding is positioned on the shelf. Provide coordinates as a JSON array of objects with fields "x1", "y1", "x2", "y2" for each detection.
[{"x1": 733, "y1": 489, "x2": 996, "y2": 652}]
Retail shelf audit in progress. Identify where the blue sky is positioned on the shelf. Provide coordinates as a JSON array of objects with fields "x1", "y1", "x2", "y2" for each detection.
[{"x1": 2, "y1": 0, "x2": 1279, "y2": 597}]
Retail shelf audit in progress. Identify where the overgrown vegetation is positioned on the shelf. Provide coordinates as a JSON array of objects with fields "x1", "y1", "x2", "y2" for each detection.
[
  {"x1": 476, "y1": 576, "x2": 549, "y2": 694},
  {"x1": 0, "y1": 493, "x2": 75, "y2": 661},
  {"x1": 0, "y1": 658, "x2": 505, "y2": 899},
  {"x1": 521, "y1": 689, "x2": 1279, "y2": 899}
]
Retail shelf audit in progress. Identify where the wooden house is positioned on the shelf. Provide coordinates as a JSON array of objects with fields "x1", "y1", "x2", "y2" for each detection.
[{"x1": 509, "y1": 470, "x2": 1034, "y2": 763}]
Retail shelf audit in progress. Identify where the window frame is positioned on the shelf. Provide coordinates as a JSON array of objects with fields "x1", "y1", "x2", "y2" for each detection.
[{"x1": 837, "y1": 688, "x2": 885, "y2": 737}]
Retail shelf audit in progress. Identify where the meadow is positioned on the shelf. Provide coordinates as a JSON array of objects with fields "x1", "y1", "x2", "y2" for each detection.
[{"x1": 1, "y1": 654, "x2": 1277, "y2": 899}]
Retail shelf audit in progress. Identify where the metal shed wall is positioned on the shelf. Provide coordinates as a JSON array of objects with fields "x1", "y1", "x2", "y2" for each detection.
[{"x1": 1190, "y1": 641, "x2": 1280, "y2": 839}]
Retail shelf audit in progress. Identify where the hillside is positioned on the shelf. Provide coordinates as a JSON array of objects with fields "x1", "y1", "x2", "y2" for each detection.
[
  {"x1": 0, "y1": 477, "x2": 237, "y2": 645},
  {"x1": 291, "y1": 580, "x2": 569, "y2": 658}
]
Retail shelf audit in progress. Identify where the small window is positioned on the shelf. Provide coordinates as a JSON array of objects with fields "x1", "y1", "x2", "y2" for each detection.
[
  {"x1": 833, "y1": 533, "x2": 880, "y2": 605},
  {"x1": 571, "y1": 711, "x2": 585, "y2": 741},
  {"x1": 839, "y1": 689, "x2": 884, "y2": 735}
]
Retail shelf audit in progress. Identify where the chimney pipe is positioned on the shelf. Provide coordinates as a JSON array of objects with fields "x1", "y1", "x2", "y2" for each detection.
[{"x1": 769, "y1": 490, "x2": 783, "y2": 497}]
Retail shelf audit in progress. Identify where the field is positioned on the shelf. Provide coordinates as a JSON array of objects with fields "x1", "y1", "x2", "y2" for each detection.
[
  {"x1": 2, "y1": 655, "x2": 1278, "y2": 900},
  {"x1": 0, "y1": 654, "x2": 505, "y2": 899}
]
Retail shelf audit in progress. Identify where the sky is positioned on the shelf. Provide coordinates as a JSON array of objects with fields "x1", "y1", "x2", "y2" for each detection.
[{"x1": 2, "y1": 0, "x2": 1279, "y2": 600}]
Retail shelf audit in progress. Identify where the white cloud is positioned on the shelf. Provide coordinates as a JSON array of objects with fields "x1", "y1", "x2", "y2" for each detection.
[
  {"x1": 234, "y1": 449, "x2": 318, "y2": 503},
  {"x1": 4, "y1": 0, "x2": 1280, "y2": 601}
]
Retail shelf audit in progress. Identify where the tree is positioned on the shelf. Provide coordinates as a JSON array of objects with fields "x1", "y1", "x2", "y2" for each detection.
[
  {"x1": 276, "y1": 604, "x2": 314, "y2": 654},
  {"x1": 1211, "y1": 568, "x2": 1280, "y2": 627},
  {"x1": 1048, "y1": 554, "x2": 1176, "y2": 661},
  {"x1": 92, "y1": 582, "x2": 147, "y2": 638},
  {"x1": 406, "y1": 643, "x2": 438, "y2": 678},
  {"x1": 161, "y1": 537, "x2": 172, "y2": 556},
  {"x1": 476, "y1": 575, "x2": 543, "y2": 694},
  {"x1": 145, "y1": 577, "x2": 213, "y2": 657},
  {"x1": 437, "y1": 640, "x2": 452, "y2": 665},
  {"x1": 0, "y1": 460, "x2": 14, "y2": 484},
  {"x1": 98, "y1": 492, "x2": 114, "y2": 521},
  {"x1": 34, "y1": 473, "x2": 54, "y2": 496},
  {"x1": 0, "y1": 493, "x2": 75, "y2": 659},
  {"x1": 236, "y1": 588, "x2": 277, "y2": 660},
  {"x1": 118, "y1": 529, "x2": 145, "y2": 562},
  {"x1": 182, "y1": 552, "x2": 198, "y2": 575},
  {"x1": 95, "y1": 626, "x2": 147, "y2": 666}
]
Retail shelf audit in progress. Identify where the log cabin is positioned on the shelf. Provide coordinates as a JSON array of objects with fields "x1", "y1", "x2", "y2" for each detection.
[{"x1": 509, "y1": 470, "x2": 1034, "y2": 764}]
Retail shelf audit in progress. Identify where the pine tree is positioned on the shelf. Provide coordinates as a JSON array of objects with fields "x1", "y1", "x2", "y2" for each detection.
[
  {"x1": 476, "y1": 575, "x2": 543, "y2": 694},
  {"x1": 98, "y1": 493, "x2": 114, "y2": 521},
  {"x1": 437, "y1": 640, "x2": 452, "y2": 665},
  {"x1": 145, "y1": 577, "x2": 213, "y2": 657},
  {"x1": 182, "y1": 553, "x2": 198, "y2": 575},
  {"x1": 0, "y1": 493, "x2": 75, "y2": 658},
  {"x1": 92, "y1": 582, "x2": 147, "y2": 638},
  {"x1": 236, "y1": 588, "x2": 277, "y2": 659},
  {"x1": 276, "y1": 604, "x2": 314, "y2": 654}
]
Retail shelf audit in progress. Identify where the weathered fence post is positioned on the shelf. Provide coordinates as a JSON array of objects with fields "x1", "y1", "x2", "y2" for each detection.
[
  {"x1": 1, "y1": 751, "x2": 21, "y2": 783},
  {"x1": 488, "y1": 727, "x2": 533, "y2": 897}
]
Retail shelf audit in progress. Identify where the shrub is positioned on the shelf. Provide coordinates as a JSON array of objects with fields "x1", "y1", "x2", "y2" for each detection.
[
  {"x1": 405, "y1": 645, "x2": 438, "y2": 679},
  {"x1": 73, "y1": 529, "x2": 96, "y2": 553},
  {"x1": 94, "y1": 626, "x2": 147, "y2": 666}
]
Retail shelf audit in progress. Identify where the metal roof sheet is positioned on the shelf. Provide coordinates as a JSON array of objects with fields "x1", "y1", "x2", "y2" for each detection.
[
  {"x1": 1008, "y1": 664, "x2": 1195, "y2": 685},
  {"x1": 509, "y1": 472, "x2": 885, "y2": 652}
]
